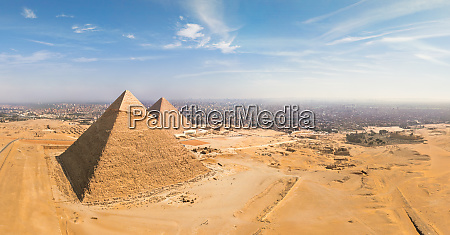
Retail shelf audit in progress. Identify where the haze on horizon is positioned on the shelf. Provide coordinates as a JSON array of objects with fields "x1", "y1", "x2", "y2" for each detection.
[{"x1": 1, "y1": 0, "x2": 450, "y2": 103}]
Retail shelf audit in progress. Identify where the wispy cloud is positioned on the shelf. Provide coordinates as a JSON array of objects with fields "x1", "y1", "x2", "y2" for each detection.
[
  {"x1": 73, "y1": 56, "x2": 160, "y2": 62},
  {"x1": 72, "y1": 24, "x2": 98, "y2": 33},
  {"x1": 382, "y1": 32, "x2": 450, "y2": 43},
  {"x1": 188, "y1": 0, "x2": 232, "y2": 37},
  {"x1": 328, "y1": 34, "x2": 386, "y2": 45},
  {"x1": 321, "y1": 0, "x2": 450, "y2": 40},
  {"x1": 303, "y1": 0, "x2": 367, "y2": 24},
  {"x1": 123, "y1": 34, "x2": 135, "y2": 39},
  {"x1": 22, "y1": 8, "x2": 37, "y2": 19},
  {"x1": 196, "y1": 36, "x2": 211, "y2": 48},
  {"x1": 56, "y1": 13, "x2": 74, "y2": 18},
  {"x1": 254, "y1": 50, "x2": 317, "y2": 58},
  {"x1": 73, "y1": 57, "x2": 98, "y2": 62},
  {"x1": 0, "y1": 51, "x2": 60, "y2": 64},
  {"x1": 163, "y1": 41, "x2": 182, "y2": 49},
  {"x1": 415, "y1": 54, "x2": 449, "y2": 66},
  {"x1": 174, "y1": 69, "x2": 315, "y2": 79},
  {"x1": 409, "y1": 41, "x2": 450, "y2": 55},
  {"x1": 168, "y1": 20, "x2": 239, "y2": 53},
  {"x1": 128, "y1": 56, "x2": 160, "y2": 61},
  {"x1": 28, "y1": 40, "x2": 55, "y2": 46},
  {"x1": 178, "y1": 0, "x2": 239, "y2": 53},
  {"x1": 204, "y1": 59, "x2": 238, "y2": 67},
  {"x1": 327, "y1": 27, "x2": 417, "y2": 45}
]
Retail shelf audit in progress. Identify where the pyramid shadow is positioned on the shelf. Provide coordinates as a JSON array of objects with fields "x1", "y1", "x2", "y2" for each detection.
[{"x1": 56, "y1": 110, "x2": 118, "y2": 201}]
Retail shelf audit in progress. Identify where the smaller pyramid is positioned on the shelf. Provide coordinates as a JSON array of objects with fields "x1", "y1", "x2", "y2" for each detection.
[
  {"x1": 148, "y1": 97, "x2": 189, "y2": 134},
  {"x1": 148, "y1": 97, "x2": 177, "y2": 113},
  {"x1": 57, "y1": 91, "x2": 209, "y2": 202}
]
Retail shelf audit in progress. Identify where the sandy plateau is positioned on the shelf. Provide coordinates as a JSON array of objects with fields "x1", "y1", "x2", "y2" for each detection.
[{"x1": 0, "y1": 120, "x2": 449, "y2": 234}]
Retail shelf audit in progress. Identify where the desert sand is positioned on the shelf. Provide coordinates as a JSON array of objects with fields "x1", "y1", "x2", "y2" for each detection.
[{"x1": 0, "y1": 117, "x2": 449, "y2": 234}]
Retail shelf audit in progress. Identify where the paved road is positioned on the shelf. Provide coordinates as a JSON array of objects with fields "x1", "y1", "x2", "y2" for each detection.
[
  {"x1": 0, "y1": 138, "x2": 20, "y2": 171},
  {"x1": 0, "y1": 138, "x2": 20, "y2": 154}
]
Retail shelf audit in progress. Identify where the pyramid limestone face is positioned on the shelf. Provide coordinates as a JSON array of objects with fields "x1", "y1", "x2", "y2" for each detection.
[{"x1": 58, "y1": 91, "x2": 209, "y2": 202}]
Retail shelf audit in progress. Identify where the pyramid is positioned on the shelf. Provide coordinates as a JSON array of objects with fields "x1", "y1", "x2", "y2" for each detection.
[
  {"x1": 57, "y1": 90, "x2": 209, "y2": 202},
  {"x1": 148, "y1": 97, "x2": 189, "y2": 134}
]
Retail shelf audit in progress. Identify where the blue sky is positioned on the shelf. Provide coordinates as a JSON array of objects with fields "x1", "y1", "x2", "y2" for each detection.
[{"x1": 1, "y1": 0, "x2": 450, "y2": 103}]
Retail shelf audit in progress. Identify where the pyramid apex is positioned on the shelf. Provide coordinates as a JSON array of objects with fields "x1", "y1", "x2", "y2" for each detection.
[
  {"x1": 149, "y1": 97, "x2": 176, "y2": 112},
  {"x1": 106, "y1": 90, "x2": 144, "y2": 112}
]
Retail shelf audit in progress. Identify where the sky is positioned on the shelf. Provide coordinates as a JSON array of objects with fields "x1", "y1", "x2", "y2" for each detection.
[{"x1": 1, "y1": 0, "x2": 450, "y2": 103}]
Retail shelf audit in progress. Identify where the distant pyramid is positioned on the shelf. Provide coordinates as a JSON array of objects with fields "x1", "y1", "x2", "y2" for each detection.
[
  {"x1": 148, "y1": 97, "x2": 189, "y2": 134},
  {"x1": 57, "y1": 90, "x2": 209, "y2": 202}
]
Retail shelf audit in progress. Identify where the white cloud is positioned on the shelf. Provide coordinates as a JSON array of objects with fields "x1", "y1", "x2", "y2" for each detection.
[
  {"x1": 72, "y1": 24, "x2": 98, "y2": 33},
  {"x1": 73, "y1": 57, "x2": 98, "y2": 62},
  {"x1": 167, "y1": 0, "x2": 240, "y2": 53},
  {"x1": 213, "y1": 39, "x2": 240, "y2": 53},
  {"x1": 163, "y1": 41, "x2": 182, "y2": 49},
  {"x1": 56, "y1": 13, "x2": 74, "y2": 18},
  {"x1": 28, "y1": 40, "x2": 54, "y2": 46},
  {"x1": 167, "y1": 20, "x2": 240, "y2": 53},
  {"x1": 123, "y1": 34, "x2": 135, "y2": 39},
  {"x1": 163, "y1": 1, "x2": 240, "y2": 53},
  {"x1": 177, "y1": 24, "x2": 204, "y2": 39},
  {"x1": 22, "y1": 8, "x2": 37, "y2": 19},
  {"x1": 140, "y1": 43, "x2": 152, "y2": 47}
]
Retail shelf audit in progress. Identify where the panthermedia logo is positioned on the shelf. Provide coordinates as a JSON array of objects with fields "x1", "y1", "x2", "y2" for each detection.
[{"x1": 128, "y1": 105, "x2": 314, "y2": 130}]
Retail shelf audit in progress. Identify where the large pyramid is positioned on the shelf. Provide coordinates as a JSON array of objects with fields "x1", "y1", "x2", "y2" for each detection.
[
  {"x1": 148, "y1": 97, "x2": 189, "y2": 134},
  {"x1": 57, "y1": 90, "x2": 209, "y2": 202}
]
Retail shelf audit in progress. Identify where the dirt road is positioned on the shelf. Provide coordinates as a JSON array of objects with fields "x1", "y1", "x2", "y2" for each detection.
[{"x1": 0, "y1": 140, "x2": 61, "y2": 234}]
